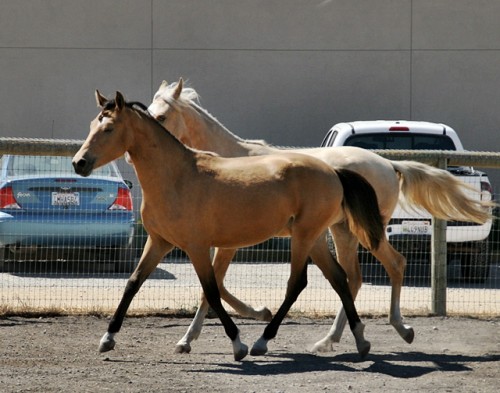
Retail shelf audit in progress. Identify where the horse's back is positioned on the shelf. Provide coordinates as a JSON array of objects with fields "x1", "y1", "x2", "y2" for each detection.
[
  {"x1": 203, "y1": 152, "x2": 345, "y2": 214},
  {"x1": 201, "y1": 151, "x2": 338, "y2": 185}
]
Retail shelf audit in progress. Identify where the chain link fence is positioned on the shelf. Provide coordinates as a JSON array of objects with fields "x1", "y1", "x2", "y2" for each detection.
[{"x1": 1, "y1": 138, "x2": 499, "y2": 317}]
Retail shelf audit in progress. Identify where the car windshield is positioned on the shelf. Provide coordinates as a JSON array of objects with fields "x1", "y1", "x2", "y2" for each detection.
[
  {"x1": 7, "y1": 155, "x2": 118, "y2": 177},
  {"x1": 344, "y1": 133, "x2": 456, "y2": 150}
]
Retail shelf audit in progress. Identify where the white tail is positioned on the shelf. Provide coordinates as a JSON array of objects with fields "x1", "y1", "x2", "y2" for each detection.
[{"x1": 391, "y1": 160, "x2": 495, "y2": 224}]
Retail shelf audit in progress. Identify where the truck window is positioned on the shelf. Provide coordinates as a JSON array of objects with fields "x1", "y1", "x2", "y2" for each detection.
[
  {"x1": 344, "y1": 133, "x2": 456, "y2": 150},
  {"x1": 320, "y1": 130, "x2": 337, "y2": 147}
]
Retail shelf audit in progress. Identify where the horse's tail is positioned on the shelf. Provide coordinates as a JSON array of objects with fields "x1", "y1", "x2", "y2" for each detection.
[
  {"x1": 390, "y1": 160, "x2": 495, "y2": 223},
  {"x1": 336, "y1": 168, "x2": 385, "y2": 251}
]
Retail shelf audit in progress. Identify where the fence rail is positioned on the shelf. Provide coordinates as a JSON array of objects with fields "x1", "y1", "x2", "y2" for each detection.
[
  {"x1": 2, "y1": 137, "x2": 500, "y2": 166},
  {"x1": 0, "y1": 137, "x2": 82, "y2": 156},
  {"x1": 1, "y1": 137, "x2": 500, "y2": 317}
]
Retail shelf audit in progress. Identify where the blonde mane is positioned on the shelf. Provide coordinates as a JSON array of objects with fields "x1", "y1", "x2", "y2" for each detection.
[{"x1": 159, "y1": 81, "x2": 269, "y2": 147}]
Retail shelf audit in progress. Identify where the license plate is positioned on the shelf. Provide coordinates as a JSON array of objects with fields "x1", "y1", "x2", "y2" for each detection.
[
  {"x1": 401, "y1": 220, "x2": 431, "y2": 234},
  {"x1": 52, "y1": 192, "x2": 80, "y2": 206}
]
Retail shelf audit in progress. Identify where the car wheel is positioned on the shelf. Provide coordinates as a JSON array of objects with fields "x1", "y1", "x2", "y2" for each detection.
[
  {"x1": 460, "y1": 239, "x2": 490, "y2": 284},
  {"x1": 112, "y1": 246, "x2": 136, "y2": 274}
]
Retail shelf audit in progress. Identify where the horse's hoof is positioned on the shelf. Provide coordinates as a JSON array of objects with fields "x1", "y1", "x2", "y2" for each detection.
[
  {"x1": 311, "y1": 338, "x2": 333, "y2": 353},
  {"x1": 250, "y1": 337, "x2": 268, "y2": 356},
  {"x1": 234, "y1": 343, "x2": 248, "y2": 361},
  {"x1": 352, "y1": 322, "x2": 370, "y2": 359},
  {"x1": 393, "y1": 322, "x2": 415, "y2": 344},
  {"x1": 257, "y1": 307, "x2": 273, "y2": 322},
  {"x1": 403, "y1": 327, "x2": 415, "y2": 344},
  {"x1": 174, "y1": 343, "x2": 192, "y2": 354},
  {"x1": 250, "y1": 346, "x2": 267, "y2": 356},
  {"x1": 99, "y1": 338, "x2": 116, "y2": 353},
  {"x1": 357, "y1": 340, "x2": 371, "y2": 359}
]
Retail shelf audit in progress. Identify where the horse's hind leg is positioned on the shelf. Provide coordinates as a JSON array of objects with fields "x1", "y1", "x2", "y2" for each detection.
[
  {"x1": 99, "y1": 235, "x2": 173, "y2": 353},
  {"x1": 176, "y1": 248, "x2": 271, "y2": 354},
  {"x1": 215, "y1": 248, "x2": 272, "y2": 320},
  {"x1": 312, "y1": 229, "x2": 414, "y2": 352},
  {"x1": 312, "y1": 223, "x2": 363, "y2": 353},
  {"x1": 309, "y1": 233, "x2": 370, "y2": 359},
  {"x1": 250, "y1": 239, "x2": 311, "y2": 356},
  {"x1": 371, "y1": 239, "x2": 414, "y2": 343}
]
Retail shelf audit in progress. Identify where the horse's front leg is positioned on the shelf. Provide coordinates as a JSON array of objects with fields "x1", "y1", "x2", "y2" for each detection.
[
  {"x1": 309, "y1": 234, "x2": 370, "y2": 359},
  {"x1": 99, "y1": 236, "x2": 173, "y2": 353},
  {"x1": 175, "y1": 247, "x2": 271, "y2": 354},
  {"x1": 187, "y1": 248, "x2": 248, "y2": 361},
  {"x1": 175, "y1": 300, "x2": 209, "y2": 354}
]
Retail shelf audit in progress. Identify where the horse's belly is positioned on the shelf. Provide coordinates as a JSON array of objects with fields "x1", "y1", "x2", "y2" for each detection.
[{"x1": 210, "y1": 216, "x2": 292, "y2": 249}]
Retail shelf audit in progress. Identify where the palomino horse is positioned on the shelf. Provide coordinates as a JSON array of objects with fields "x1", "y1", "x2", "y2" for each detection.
[
  {"x1": 73, "y1": 91, "x2": 385, "y2": 361},
  {"x1": 148, "y1": 79, "x2": 494, "y2": 354}
]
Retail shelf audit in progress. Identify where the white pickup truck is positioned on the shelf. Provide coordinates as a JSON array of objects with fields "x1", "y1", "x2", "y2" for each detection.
[{"x1": 321, "y1": 120, "x2": 494, "y2": 283}]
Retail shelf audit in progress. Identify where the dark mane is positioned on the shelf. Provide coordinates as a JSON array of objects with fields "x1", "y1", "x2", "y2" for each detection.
[
  {"x1": 103, "y1": 96, "x2": 217, "y2": 157},
  {"x1": 103, "y1": 99, "x2": 149, "y2": 113},
  {"x1": 129, "y1": 101, "x2": 149, "y2": 112}
]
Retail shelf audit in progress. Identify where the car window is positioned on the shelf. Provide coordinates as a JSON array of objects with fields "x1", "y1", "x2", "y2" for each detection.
[
  {"x1": 7, "y1": 155, "x2": 118, "y2": 177},
  {"x1": 344, "y1": 133, "x2": 456, "y2": 150}
]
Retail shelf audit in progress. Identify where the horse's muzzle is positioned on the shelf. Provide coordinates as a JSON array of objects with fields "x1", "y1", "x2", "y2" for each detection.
[{"x1": 72, "y1": 157, "x2": 94, "y2": 177}]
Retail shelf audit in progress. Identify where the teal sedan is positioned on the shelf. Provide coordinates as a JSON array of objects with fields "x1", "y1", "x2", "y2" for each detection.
[{"x1": 0, "y1": 155, "x2": 135, "y2": 272}]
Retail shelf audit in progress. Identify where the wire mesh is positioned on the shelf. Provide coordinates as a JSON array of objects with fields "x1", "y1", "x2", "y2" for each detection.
[{"x1": 1, "y1": 155, "x2": 499, "y2": 317}]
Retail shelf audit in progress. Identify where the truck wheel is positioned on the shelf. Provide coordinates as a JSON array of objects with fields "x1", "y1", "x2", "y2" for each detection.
[
  {"x1": 461, "y1": 240, "x2": 490, "y2": 284},
  {"x1": 112, "y1": 246, "x2": 136, "y2": 274}
]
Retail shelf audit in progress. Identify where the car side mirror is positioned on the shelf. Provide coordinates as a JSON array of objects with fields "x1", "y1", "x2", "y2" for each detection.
[{"x1": 124, "y1": 180, "x2": 133, "y2": 190}]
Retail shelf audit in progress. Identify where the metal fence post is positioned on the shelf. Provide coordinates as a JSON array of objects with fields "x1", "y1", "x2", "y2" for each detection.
[{"x1": 431, "y1": 157, "x2": 448, "y2": 315}]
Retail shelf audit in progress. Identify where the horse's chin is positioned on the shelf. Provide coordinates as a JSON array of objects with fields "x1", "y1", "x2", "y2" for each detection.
[{"x1": 74, "y1": 166, "x2": 93, "y2": 177}]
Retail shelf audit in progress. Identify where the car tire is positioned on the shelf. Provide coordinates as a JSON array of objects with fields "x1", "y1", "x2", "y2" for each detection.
[
  {"x1": 112, "y1": 246, "x2": 136, "y2": 274},
  {"x1": 460, "y1": 239, "x2": 490, "y2": 284}
]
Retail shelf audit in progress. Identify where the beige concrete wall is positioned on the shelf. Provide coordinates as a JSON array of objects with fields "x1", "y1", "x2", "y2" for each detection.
[{"x1": 0, "y1": 0, "x2": 499, "y2": 186}]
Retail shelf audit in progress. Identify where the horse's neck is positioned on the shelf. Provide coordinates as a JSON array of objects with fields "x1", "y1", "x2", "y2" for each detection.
[
  {"x1": 184, "y1": 105, "x2": 277, "y2": 158},
  {"x1": 128, "y1": 117, "x2": 195, "y2": 193}
]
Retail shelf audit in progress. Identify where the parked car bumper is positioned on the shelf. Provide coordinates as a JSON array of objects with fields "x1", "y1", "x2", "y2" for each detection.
[
  {"x1": 0, "y1": 212, "x2": 14, "y2": 246},
  {"x1": 0, "y1": 213, "x2": 134, "y2": 248}
]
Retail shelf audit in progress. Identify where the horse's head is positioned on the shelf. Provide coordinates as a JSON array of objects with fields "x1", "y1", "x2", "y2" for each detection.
[
  {"x1": 148, "y1": 78, "x2": 193, "y2": 144},
  {"x1": 73, "y1": 91, "x2": 132, "y2": 177}
]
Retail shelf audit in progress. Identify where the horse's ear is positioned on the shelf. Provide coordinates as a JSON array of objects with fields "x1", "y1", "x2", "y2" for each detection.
[
  {"x1": 173, "y1": 78, "x2": 183, "y2": 100},
  {"x1": 160, "y1": 80, "x2": 169, "y2": 90},
  {"x1": 115, "y1": 91, "x2": 125, "y2": 111},
  {"x1": 95, "y1": 90, "x2": 108, "y2": 107}
]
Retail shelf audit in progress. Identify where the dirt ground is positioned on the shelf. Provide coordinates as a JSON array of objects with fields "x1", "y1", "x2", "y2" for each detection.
[{"x1": 1, "y1": 315, "x2": 499, "y2": 393}]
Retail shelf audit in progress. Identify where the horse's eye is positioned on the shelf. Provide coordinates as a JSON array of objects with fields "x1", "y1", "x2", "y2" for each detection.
[
  {"x1": 103, "y1": 126, "x2": 113, "y2": 133},
  {"x1": 156, "y1": 115, "x2": 166, "y2": 123}
]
